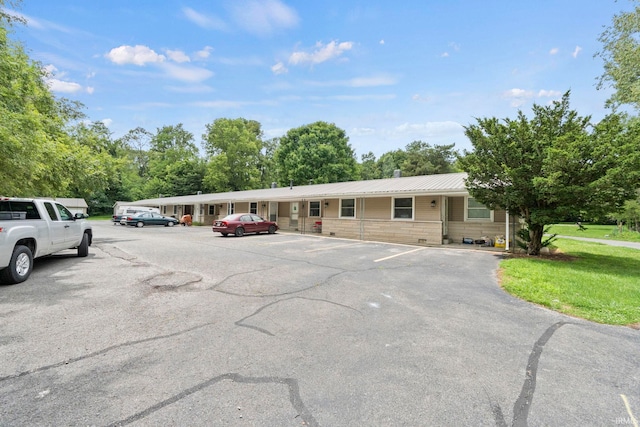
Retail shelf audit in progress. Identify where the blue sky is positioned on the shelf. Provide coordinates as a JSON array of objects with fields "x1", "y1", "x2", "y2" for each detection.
[{"x1": 6, "y1": 0, "x2": 633, "y2": 158}]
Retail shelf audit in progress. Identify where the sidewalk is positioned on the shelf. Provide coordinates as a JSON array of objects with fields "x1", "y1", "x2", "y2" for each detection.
[{"x1": 555, "y1": 235, "x2": 640, "y2": 250}]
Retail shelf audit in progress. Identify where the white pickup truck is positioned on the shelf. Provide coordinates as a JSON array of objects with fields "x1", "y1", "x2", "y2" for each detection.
[{"x1": 0, "y1": 198, "x2": 93, "y2": 284}]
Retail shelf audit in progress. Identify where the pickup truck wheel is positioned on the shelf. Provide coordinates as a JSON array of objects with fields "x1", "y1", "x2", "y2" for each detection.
[
  {"x1": 136, "y1": 221, "x2": 144, "y2": 228},
  {"x1": 0, "y1": 245, "x2": 33, "y2": 284},
  {"x1": 77, "y1": 233, "x2": 89, "y2": 257}
]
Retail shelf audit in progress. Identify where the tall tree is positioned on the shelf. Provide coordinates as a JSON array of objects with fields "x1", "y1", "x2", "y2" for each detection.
[
  {"x1": 377, "y1": 149, "x2": 407, "y2": 178},
  {"x1": 202, "y1": 118, "x2": 264, "y2": 192},
  {"x1": 458, "y1": 92, "x2": 639, "y2": 255},
  {"x1": 275, "y1": 121, "x2": 359, "y2": 186},
  {"x1": 144, "y1": 124, "x2": 203, "y2": 197},
  {"x1": 0, "y1": 9, "x2": 93, "y2": 197},
  {"x1": 401, "y1": 141, "x2": 457, "y2": 176},
  {"x1": 360, "y1": 151, "x2": 381, "y2": 180},
  {"x1": 596, "y1": 1, "x2": 640, "y2": 110}
]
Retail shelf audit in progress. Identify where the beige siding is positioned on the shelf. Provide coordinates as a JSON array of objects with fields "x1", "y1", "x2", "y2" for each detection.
[
  {"x1": 415, "y1": 196, "x2": 440, "y2": 221},
  {"x1": 363, "y1": 197, "x2": 390, "y2": 220}
]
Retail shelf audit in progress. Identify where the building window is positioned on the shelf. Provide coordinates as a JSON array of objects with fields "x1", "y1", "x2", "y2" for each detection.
[
  {"x1": 340, "y1": 198, "x2": 355, "y2": 218},
  {"x1": 393, "y1": 197, "x2": 413, "y2": 219},
  {"x1": 208, "y1": 205, "x2": 215, "y2": 215},
  {"x1": 309, "y1": 201, "x2": 321, "y2": 217},
  {"x1": 465, "y1": 197, "x2": 493, "y2": 221},
  {"x1": 250, "y1": 202, "x2": 258, "y2": 214},
  {"x1": 228, "y1": 203, "x2": 235, "y2": 215},
  {"x1": 173, "y1": 205, "x2": 177, "y2": 215},
  {"x1": 162, "y1": 206, "x2": 167, "y2": 214}
]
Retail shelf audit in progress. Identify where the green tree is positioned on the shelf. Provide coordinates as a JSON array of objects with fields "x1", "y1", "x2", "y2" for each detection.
[
  {"x1": 202, "y1": 118, "x2": 264, "y2": 192},
  {"x1": 0, "y1": 10, "x2": 96, "y2": 197},
  {"x1": 360, "y1": 151, "x2": 381, "y2": 180},
  {"x1": 458, "y1": 92, "x2": 639, "y2": 255},
  {"x1": 401, "y1": 141, "x2": 457, "y2": 176},
  {"x1": 596, "y1": 1, "x2": 640, "y2": 110},
  {"x1": 377, "y1": 149, "x2": 407, "y2": 178},
  {"x1": 144, "y1": 124, "x2": 203, "y2": 197},
  {"x1": 275, "y1": 121, "x2": 359, "y2": 186}
]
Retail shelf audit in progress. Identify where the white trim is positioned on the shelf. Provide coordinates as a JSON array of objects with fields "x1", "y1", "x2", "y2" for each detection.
[
  {"x1": 391, "y1": 196, "x2": 414, "y2": 220},
  {"x1": 464, "y1": 196, "x2": 494, "y2": 222},
  {"x1": 308, "y1": 200, "x2": 321, "y2": 217},
  {"x1": 339, "y1": 198, "x2": 356, "y2": 219}
]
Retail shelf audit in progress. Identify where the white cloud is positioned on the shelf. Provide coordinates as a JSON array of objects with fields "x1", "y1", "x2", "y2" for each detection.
[
  {"x1": 46, "y1": 78, "x2": 83, "y2": 93},
  {"x1": 394, "y1": 121, "x2": 462, "y2": 136},
  {"x1": 165, "y1": 84, "x2": 214, "y2": 94},
  {"x1": 42, "y1": 64, "x2": 91, "y2": 94},
  {"x1": 288, "y1": 41, "x2": 354, "y2": 65},
  {"x1": 195, "y1": 46, "x2": 214, "y2": 60},
  {"x1": 537, "y1": 90, "x2": 561, "y2": 98},
  {"x1": 305, "y1": 75, "x2": 396, "y2": 87},
  {"x1": 441, "y1": 52, "x2": 450, "y2": 58},
  {"x1": 379, "y1": 40, "x2": 385, "y2": 45},
  {"x1": 165, "y1": 49, "x2": 191, "y2": 63},
  {"x1": 102, "y1": 118, "x2": 113, "y2": 127},
  {"x1": 229, "y1": 0, "x2": 299, "y2": 36},
  {"x1": 183, "y1": 7, "x2": 227, "y2": 30},
  {"x1": 502, "y1": 88, "x2": 562, "y2": 107},
  {"x1": 106, "y1": 45, "x2": 165, "y2": 66},
  {"x1": 271, "y1": 62, "x2": 288, "y2": 75},
  {"x1": 86, "y1": 86, "x2": 95, "y2": 94},
  {"x1": 160, "y1": 62, "x2": 214, "y2": 83},
  {"x1": 572, "y1": 46, "x2": 582, "y2": 58},
  {"x1": 549, "y1": 47, "x2": 559, "y2": 55}
]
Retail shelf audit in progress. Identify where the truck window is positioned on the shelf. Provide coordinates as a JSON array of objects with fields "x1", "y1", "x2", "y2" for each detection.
[
  {"x1": 55, "y1": 203, "x2": 73, "y2": 221},
  {"x1": 0, "y1": 201, "x2": 41, "y2": 219},
  {"x1": 44, "y1": 202, "x2": 59, "y2": 221}
]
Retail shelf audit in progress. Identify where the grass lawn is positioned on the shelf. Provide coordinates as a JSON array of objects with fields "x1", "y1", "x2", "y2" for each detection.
[
  {"x1": 500, "y1": 238, "x2": 640, "y2": 326},
  {"x1": 547, "y1": 223, "x2": 640, "y2": 242}
]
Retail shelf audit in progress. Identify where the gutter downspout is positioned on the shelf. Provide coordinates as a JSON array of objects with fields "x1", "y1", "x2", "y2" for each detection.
[{"x1": 505, "y1": 209, "x2": 510, "y2": 251}]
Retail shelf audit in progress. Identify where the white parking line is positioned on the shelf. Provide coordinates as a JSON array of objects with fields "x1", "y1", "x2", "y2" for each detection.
[
  {"x1": 621, "y1": 395, "x2": 638, "y2": 427},
  {"x1": 304, "y1": 243, "x2": 364, "y2": 253},
  {"x1": 374, "y1": 247, "x2": 425, "y2": 263},
  {"x1": 261, "y1": 239, "x2": 305, "y2": 245}
]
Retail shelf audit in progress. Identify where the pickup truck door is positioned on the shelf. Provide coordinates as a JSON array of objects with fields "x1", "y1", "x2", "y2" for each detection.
[
  {"x1": 43, "y1": 202, "x2": 67, "y2": 250},
  {"x1": 54, "y1": 203, "x2": 83, "y2": 246}
]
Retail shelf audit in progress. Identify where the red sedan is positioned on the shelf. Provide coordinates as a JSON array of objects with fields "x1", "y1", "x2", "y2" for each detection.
[{"x1": 212, "y1": 213, "x2": 278, "y2": 237}]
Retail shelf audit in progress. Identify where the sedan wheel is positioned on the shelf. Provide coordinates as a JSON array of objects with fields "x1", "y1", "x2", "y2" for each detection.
[
  {"x1": 234, "y1": 227, "x2": 245, "y2": 237},
  {"x1": 167, "y1": 221, "x2": 175, "y2": 227},
  {"x1": 268, "y1": 225, "x2": 276, "y2": 234},
  {"x1": 136, "y1": 221, "x2": 144, "y2": 228}
]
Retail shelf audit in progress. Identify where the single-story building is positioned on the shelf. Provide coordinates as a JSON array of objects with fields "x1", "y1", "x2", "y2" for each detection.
[
  {"x1": 127, "y1": 172, "x2": 520, "y2": 249},
  {"x1": 54, "y1": 198, "x2": 89, "y2": 216}
]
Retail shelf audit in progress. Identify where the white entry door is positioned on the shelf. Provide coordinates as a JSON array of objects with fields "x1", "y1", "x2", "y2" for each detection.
[
  {"x1": 290, "y1": 202, "x2": 299, "y2": 229},
  {"x1": 269, "y1": 202, "x2": 278, "y2": 222}
]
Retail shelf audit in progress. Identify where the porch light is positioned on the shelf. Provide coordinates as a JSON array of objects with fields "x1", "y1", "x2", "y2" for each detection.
[
  {"x1": 430, "y1": 200, "x2": 437, "y2": 208},
  {"x1": 324, "y1": 202, "x2": 329, "y2": 208}
]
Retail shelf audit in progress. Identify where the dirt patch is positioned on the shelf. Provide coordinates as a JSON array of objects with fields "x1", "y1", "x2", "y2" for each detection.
[
  {"x1": 503, "y1": 250, "x2": 578, "y2": 262},
  {"x1": 627, "y1": 322, "x2": 640, "y2": 330}
]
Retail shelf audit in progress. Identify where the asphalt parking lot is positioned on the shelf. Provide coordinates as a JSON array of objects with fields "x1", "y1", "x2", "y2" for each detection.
[{"x1": 1, "y1": 221, "x2": 638, "y2": 426}]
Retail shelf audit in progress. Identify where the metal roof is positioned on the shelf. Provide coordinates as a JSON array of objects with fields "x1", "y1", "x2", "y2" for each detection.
[{"x1": 129, "y1": 172, "x2": 469, "y2": 206}]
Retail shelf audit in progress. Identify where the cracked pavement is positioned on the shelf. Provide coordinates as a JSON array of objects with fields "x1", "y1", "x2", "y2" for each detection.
[{"x1": 0, "y1": 221, "x2": 638, "y2": 426}]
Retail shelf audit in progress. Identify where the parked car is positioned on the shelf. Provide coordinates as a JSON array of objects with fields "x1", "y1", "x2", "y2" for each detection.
[
  {"x1": 112, "y1": 206, "x2": 160, "y2": 224},
  {"x1": 121, "y1": 212, "x2": 179, "y2": 227},
  {"x1": 0, "y1": 198, "x2": 92, "y2": 284},
  {"x1": 212, "y1": 213, "x2": 278, "y2": 237}
]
